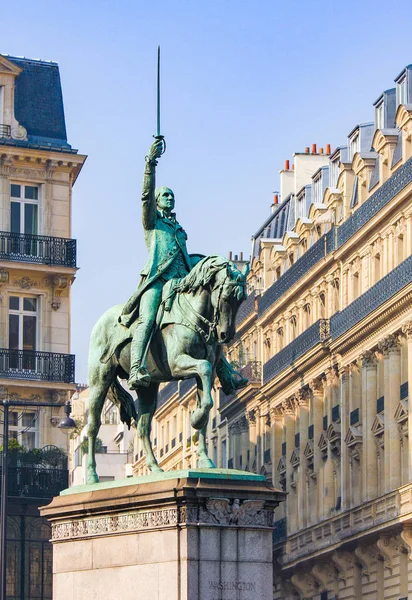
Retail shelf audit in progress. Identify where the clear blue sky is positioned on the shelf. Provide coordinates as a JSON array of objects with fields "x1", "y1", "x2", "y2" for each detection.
[{"x1": 2, "y1": 0, "x2": 412, "y2": 382}]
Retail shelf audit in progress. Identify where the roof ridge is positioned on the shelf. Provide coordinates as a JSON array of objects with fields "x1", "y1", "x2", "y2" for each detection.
[{"x1": 2, "y1": 54, "x2": 58, "y2": 66}]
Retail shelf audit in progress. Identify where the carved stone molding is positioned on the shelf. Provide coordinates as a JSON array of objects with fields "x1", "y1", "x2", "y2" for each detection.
[
  {"x1": 51, "y1": 275, "x2": 69, "y2": 311},
  {"x1": 400, "y1": 525, "x2": 412, "y2": 561},
  {"x1": 282, "y1": 397, "x2": 296, "y2": 416},
  {"x1": 339, "y1": 365, "x2": 350, "y2": 383},
  {"x1": 310, "y1": 377, "x2": 324, "y2": 396},
  {"x1": 376, "y1": 535, "x2": 405, "y2": 573},
  {"x1": 402, "y1": 320, "x2": 412, "y2": 340},
  {"x1": 379, "y1": 334, "x2": 401, "y2": 357},
  {"x1": 360, "y1": 349, "x2": 377, "y2": 369},
  {"x1": 311, "y1": 562, "x2": 339, "y2": 597},
  {"x1": 295, "y1": 388, "x2": 310, "y2": 407},
  {"x1": 0, "y1": 386, "x2": 8, "y2": 400},
  {"x1": 51, "y1": 498, "x2": 275, "y2": 541},
  {"x1": 331, "y1": 550, "x2": 356, "y2": 583},
  {"x1": 290, "y1": 572, "x2": 317, "y2": 599},
  {"x1": 246, "y1": 409, "x2": 257, "y2": 425},
  {"x1": 354, "y1": 545, "x2": 378, "y2": 579},
  {"x1": 238, "y1": 415, "x2": 248, "y2": 433}
]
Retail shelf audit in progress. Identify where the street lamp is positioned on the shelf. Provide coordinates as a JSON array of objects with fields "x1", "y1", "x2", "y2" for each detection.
[{"x1": 0, "y1": 399, "x2": 76, "y2": 600}]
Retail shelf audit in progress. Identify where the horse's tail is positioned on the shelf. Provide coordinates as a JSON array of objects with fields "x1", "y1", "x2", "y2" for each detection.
[{"x1": 107, "y1": 378, "x2": 137, "y2": 429}]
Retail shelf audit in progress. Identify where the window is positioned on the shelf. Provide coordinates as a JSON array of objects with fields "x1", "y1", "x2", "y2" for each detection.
[
  {"x1": 9, "y1": 295, "x2": 38, "y2": 369},
  {"x1": 353, "y1": 272, "x2": 359, "y2": 299},
  {"x1": 319, "y1": 293, "x2": 326, "y2": 319},
  {"x1": 398, "y1": 234, "x2": 404, "y2": 265},
  {"x1": 277, "y1": 327, "x2": 284, "y2": 351},
  {"x1": 375, "y1": 102, "x2": 384, "y2": 130},
  {"x1": 9, "y1": 410, "x2": 38, "y2": 449},
  {"x1": 290, "y1": 316, "x2": 297, "y2": 340},
  {"x1": 349, "y1": 131, "x2": 360, "y2": 162},
  {"x1": 221, "y1": 439, "x2": 227, "y2": 468},
  {"x1": 397, "y1": 77, "x2": 407, "y2": 107},
  {"x1": 374, "y1": 254, "x2": 381, "y2": 283},
  {"x1": 303, "y1": 303, "x2": 311, "y2": 329},
  {"x1": 10, "y1": 184, "x2": 39, "y2": 235}
]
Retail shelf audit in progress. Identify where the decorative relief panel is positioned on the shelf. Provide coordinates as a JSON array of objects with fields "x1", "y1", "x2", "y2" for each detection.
[{"x1": 52, "y1": 498, "x2": 274, "y2": 540}]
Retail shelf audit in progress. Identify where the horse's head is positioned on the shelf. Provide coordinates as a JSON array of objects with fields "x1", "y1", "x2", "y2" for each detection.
[{"x1": 211, "y1": 261, "x2": 249, "y2": 343}]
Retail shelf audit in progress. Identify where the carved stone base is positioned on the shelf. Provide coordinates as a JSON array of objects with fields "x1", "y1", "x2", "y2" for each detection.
[{"x1": 41, "y1": 469, "x2": 285, "y2": 600}]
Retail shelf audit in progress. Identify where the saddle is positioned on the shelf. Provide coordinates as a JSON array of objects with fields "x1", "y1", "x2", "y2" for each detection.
[{"x1": 99, "y1": 279, "x2": 181, "y2": 364}]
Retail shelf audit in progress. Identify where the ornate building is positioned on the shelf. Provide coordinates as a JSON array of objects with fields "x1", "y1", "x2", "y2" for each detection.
[
  {"x1": 0, "y1": 54, "x2": 85, "y2": 598},
  {"x1": 134, "y1": 63, "x2": 412, "y2": 598}
]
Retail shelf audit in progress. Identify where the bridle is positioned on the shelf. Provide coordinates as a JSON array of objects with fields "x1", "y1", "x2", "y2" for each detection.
[{"x1": 177, "y1": 269, "x2": 245, "y2": 346}]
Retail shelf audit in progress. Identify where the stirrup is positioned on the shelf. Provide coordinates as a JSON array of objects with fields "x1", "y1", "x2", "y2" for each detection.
[{"x1": 128, "y1": 366, "x2": 151, "y2": 389}]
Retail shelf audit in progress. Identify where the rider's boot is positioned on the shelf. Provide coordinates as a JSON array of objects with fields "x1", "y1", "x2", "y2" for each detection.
[
  {"x1": 215, "y1": 356, "x2": 248, "y2": 395},
  {"x1": 128, "y1": 323, "x2": 152, "y2": 390}
]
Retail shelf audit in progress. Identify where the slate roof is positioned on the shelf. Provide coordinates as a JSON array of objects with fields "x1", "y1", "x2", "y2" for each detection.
[
  {"x1": 2, "y1": 55, "x2": 77, "y2": 153},
  {"x1": 252, "y1": 197, "x2": 291, "y2": 258}
]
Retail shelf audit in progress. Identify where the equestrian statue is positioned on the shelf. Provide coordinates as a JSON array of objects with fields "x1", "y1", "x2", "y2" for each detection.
[{"x1": 86, "y1": 136, "x2": 249, "y2": 484}]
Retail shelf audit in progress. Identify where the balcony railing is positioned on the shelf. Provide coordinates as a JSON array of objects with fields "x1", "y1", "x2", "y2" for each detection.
[
  {"x1": 0, "y1": 124, "x2": 11, "y2": 138},
  {"x1": 0, "y1": 231, "x2": 77, "y2": 268},
  {"x1": 0, "y1": 349, "x2": 75, "y2": 383},
  {"x1": 330, "y1": 254, "x2": 412, "y2": 339},
  {"x1": 263, "y1": 319, "x2": 329, "y2": 385}
]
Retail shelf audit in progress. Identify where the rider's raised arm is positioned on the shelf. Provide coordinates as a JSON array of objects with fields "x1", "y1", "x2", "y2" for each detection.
[{"x1": 141, "y1": 138, "x2": 163, "y2": 230}]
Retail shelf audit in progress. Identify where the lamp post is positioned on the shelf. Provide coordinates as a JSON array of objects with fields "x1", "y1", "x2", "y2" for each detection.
[{"x1": 0, "y1": 399, "x2": 76, "y2": 600}]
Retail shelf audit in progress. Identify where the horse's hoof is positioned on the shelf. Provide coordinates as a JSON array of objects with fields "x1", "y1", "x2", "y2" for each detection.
[
  {"x1": 198, "y1": 458, "x2": 215, "y2": 469},
  {"x1": 86, "y1": 474, "x2": 99, "y2": 485},
  {"x1": 149, "y1": 464, "x2": 164, "y2": 473},
  {"x1": 190, "y1": 409, "x2": 209, "y2": 430}
]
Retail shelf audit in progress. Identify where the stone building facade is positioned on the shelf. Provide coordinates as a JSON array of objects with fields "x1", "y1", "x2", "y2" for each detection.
[
  {"x1": 0, "y1": 54, "x2": 85, "y2": 598},
  {"x1": 134, "y1": 63, "x2": 412, "y2": 598}
]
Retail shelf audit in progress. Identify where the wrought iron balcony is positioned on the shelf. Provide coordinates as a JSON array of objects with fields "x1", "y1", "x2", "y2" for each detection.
[
  {"x1": 263, "y1": 319, "x2": 330, "y2": 385},
  {"x1": 259, "y1": 229, "x2": 335, "y2": 317},
  {"x1": 0, "y1": 447, "x2": 68, "y2": 499},
  {"x1": 0, "y1": 231, "x2": 77, "y2": 268},
  {"x1": 338, "y1": 156, "x2": 412, "y2": 247},
  {"x1": 0, "y1": 124, "x2": 11, "y2": 138},
  {"x1": 0, "y1": 348, "x2": 75, "y2": 383},
  {"x1": 330, "y1": 254, "x2": 412, "y2": 339}
]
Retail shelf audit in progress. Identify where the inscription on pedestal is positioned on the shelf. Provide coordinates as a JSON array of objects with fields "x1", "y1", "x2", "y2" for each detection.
[{"x1": 209, "y1": 580, "x2": 257, "y2": 600}]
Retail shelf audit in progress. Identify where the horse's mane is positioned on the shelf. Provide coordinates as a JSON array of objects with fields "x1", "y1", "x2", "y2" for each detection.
[{"x1": 175, "y1": 255, "x2": 246, "y2": 301}]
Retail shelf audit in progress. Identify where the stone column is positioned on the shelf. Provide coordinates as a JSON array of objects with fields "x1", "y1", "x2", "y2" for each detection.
[
  {"x1": 340, "y1": 366, "x2": 350, "y2": 510},
  {"x1": 297, "y1": 389, "x2": 310, "y2": 529},
  {"x1": 402, "y1": 321, "x2": 412, "y2": 482},
  {"x1": 270, "y1": 406, "x2": 283, "y2": 489},
  {"x1": 284, "y1": 399, "x2": 296, "y2": 532},
  {"x1": 381, "y1": 334, "x2": 402, "y2": 491},
  {"x1": 361, "y1": 350, "x2": 378, "y2": 501},
  {"x1": 311, "y1": 378, "x2": 324, "y2": 523},
  {"x1": 239, "y1": 416, "x2": 249, "y2": 471},
  {"x1": 297, "y1": 301, "x2": 304, "y2": 334},
  {"x1": 342, "y1": 268, "x2": 349, "y2": 309},
  {"x1": 247, "y1": 409, "x2": 257, "y2": 472},
  {"x1": 323, "y1": 369, "x2": 336, "y2": 515}
]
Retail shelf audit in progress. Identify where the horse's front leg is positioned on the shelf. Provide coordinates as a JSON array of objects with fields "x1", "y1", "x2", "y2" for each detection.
[
  {"x1": 197, "y1": 425, "x2": 215, "y2": 469},
  {"x1": 136, "y1": 383, "x2": 163, "y2": 473},
  {"x1": 171, "y1": 354, "x2": 213, "y2": 430}
]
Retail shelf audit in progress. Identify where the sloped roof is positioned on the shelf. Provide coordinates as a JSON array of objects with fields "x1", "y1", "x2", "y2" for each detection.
[{"x1": 6, "y1": 55, "x2": 71, "y2": 149}]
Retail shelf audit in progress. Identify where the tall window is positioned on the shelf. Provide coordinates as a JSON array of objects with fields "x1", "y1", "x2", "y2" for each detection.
[
  {"x1": 9, "y1": 295, "x2": 38, "y2": 369},
  {"x1": 397, "y1": 77, "x2": 407, "y2": 107},
  {"x1": 0, "y1": 86, "x2": 4, "y2": 126},
  {"x1": 10, "y1": 184, "x2": 39, "y2": 235},
  {"x1": 9, "y1": 410, "x2": 38, "y2": 449}
]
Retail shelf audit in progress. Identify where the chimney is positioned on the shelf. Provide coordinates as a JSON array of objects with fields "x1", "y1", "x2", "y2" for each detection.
[
  {"x1": 319, "y1": 147, "x2": 324, "y2": 154},
  {"x1": 292, "y1": 164, "x2": 295, "y2": 170},
  {"x1": 326, "y1": 143, "x2": 331, "y2": 154},
  {"x1": 273, "y1": 193, "x2": 279, "y2": 204},
  {"x1": 285, "y1": 159, "x2": 290, "y2": 170},
  {"x1": 304, "y1": 147, "x2": 309, "y2": 153},
  {"x1": 311, "y1": 143, "x2": 317, "y2": 154},
  {"x1": 234, "y1": 254, "x2": 238, "y2": 261},
  {"x1": 239, "y1": 252, "x2": 243, "y2": 261},
  {"x1": 229, "y1": 251, "x2": 232, "y2": 260}
]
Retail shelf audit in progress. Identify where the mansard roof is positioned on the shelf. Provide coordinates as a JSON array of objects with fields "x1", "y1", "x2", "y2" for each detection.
[{"x1": 4, "y1": 54, "x2": 71, "y2": 149}]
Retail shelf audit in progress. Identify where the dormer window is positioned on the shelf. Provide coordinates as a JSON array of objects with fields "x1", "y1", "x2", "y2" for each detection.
[
  {"x1": 375, "y1": 101, "x2": 384, "y2": 130},
  {"x1": 397, "y1": 76, "x2": 406, "y2": 107},
  {"x1": 349, "y1": 130, "x2": 360, "y2": 161}
]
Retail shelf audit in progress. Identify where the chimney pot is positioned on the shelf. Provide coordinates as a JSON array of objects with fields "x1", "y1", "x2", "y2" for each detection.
[
  {"x1": 319, "y1": 147, "x2": 324, "y2": 154},
  {"x1": 311, "y1": 143, "x2": 317, "y2": 154},
  {"x1": 234, "y1": 254, "x2": 238, "y2": 261},
  {"x1": 292, "y1": 164, "x2": 295, "y2": 170},
  {"x1": 304, "y1": 147, "x2": 309, "y2": 153},
  {"x1": 326, "y1": 143, "x2": 331, "y2": 154},
  {"x1": 273, "y1": 193, "x2": 279, "y2": 204},
  {"x1": 229, "y1": 251, "x2": 233, "y2": 260},
  {"x1": 285, "y1": 159, "x2": 290, "y2": 170},
  {"x1": 240, "y1": 252, "x2": 243, "y2": 261}
]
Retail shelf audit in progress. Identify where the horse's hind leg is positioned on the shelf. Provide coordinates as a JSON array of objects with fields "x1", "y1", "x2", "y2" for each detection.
[
  {"x1": 137, "y1": 383, "x2": 163, "y2": 473},
  {"x1": 86, "y1": 365, "x2": 114, "y2": 484},
  {"x1": 170, "y1": 354, "x2": 213, "y2": 430},
  {"x1": 197, "y1": 425, "x2": 215, "y2": 469}
]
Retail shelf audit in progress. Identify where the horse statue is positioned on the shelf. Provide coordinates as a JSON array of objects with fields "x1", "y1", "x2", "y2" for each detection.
[{"x1": 86, "y1": 255, "x2": 248, "y2": 484}]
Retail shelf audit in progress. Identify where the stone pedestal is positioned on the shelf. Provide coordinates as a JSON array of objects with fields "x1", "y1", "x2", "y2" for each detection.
[{"x1": 41, "y1": 470, "x2": 285, "y2": 600}]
